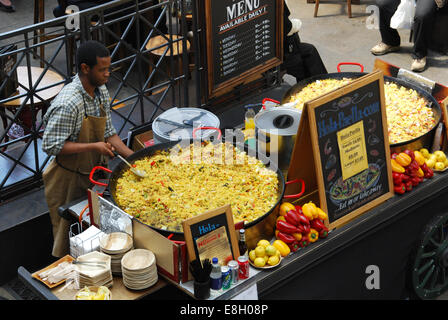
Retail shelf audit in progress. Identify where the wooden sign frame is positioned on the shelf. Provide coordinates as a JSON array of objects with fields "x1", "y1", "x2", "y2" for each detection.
[
  {"x1": 182, "y1": 204, "x2": 240, "y2": 265},
  {"x1": 287, "y1": 70, "x2": 394, "y2": 229},
  {"x1": 203, "y1": 0, "x2": 283, "y2": 98}
]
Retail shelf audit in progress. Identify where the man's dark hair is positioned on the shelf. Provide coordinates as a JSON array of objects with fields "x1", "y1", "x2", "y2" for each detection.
[{"x1": 76, "y1": 40, "x2": 110, "y2": 72}]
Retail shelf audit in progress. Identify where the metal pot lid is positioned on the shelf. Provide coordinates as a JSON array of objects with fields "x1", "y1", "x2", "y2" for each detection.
[
  {"x1": 254, "y1": 107, "x2": 301, "y2": 136},
  {"x1": 153, "y1": 107, "x2": 220, "y2": 140}
]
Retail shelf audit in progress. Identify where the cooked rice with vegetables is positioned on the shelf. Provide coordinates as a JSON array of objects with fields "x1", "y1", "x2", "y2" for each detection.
[
  {"x1": 288, "y1": 79, "x2": 437, "y2": 144},
  {"x1": 115, "y1": 142, "x2": 279, "y2": 232}
]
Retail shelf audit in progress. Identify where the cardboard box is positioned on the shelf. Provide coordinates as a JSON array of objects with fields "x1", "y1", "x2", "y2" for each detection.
[{"x1": 133, "y1": 130, "x2": 155, "y2": 151}]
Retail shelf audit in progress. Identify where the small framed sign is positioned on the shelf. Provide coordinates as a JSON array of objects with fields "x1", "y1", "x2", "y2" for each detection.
[
  {"x1": 287, "y1": 70, "x2": 394, "y2": 229},
  {"x1": 182, "y1": 204, "x2": 240, "y2": 265}
]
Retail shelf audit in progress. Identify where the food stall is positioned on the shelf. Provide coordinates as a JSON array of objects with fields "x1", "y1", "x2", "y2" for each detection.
[
  {"x1": 7, "y1": 0, "x2": 448, "y2": 301},
  {"x1": 16, "y1": 55, "x2": 448, "y2": 300}
]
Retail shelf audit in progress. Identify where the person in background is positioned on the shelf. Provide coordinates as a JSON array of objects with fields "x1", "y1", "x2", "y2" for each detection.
[
  {"x1": 0, "y1": 0, "x2": 14, "y2": 12},
  {"x1": 281, "y1": 1, "x2": 328, "y2": 83},
  {"x1": 370, "y1": 0, "x2": 446, "y2": 72},
  {"x1": 42, "y1": 40, "x2": 133, "y2": 258},
  {"x1": 52, "y1": 0, "x2": 110, "y2": 17}
]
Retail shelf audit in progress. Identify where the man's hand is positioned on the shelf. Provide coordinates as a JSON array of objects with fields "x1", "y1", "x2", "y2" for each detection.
[{"x1": 93, "y1": 141, "x2": 115, "y2": 158}]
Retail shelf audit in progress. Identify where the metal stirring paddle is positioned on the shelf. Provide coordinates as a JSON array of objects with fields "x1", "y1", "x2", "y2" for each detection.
[{"x1": 113, "y1": 151, "x2": 147, "y2": 178}]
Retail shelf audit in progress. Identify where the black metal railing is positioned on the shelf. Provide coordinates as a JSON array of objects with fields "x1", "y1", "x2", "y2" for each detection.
[{"x1": 0, "y1": 0, "x2": 201, "y2": 201}]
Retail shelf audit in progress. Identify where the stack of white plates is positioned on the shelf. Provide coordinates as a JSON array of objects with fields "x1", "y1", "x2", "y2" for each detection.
[
  {"x1": 121, "y1": 249, "x2": 158, "y2": 290},
  {"x1": 75, "y1": 251, "x2": 113, "y2": 288},
  {"x1": 99, "y1": 232, "x2": 133, "y2": 276}
]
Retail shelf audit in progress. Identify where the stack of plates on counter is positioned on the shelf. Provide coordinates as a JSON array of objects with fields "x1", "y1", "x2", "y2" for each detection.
[
  {"x1": 121, "y1": 249, "x2": 158, "y2": 290},
  {"x1": 99, "y1": 232, "x2": 133, "y2": 276},
  {"x1": 75, "y1": 251, "x2": 113, "y2": 288}
]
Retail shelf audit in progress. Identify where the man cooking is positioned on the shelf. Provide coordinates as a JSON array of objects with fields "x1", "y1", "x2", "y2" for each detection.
[{"x1": 42, "y1": 40, "x2": 133, "y2": 258}]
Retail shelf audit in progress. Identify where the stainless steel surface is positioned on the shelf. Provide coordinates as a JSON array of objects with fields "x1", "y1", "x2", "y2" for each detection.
[{"x1": 254, "y1": 107, "x2": 301, "y2": 173}]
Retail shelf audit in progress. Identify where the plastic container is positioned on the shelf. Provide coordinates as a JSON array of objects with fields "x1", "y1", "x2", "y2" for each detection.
[{"x1": 209, "y1": 257, "x2": 222, "y2": 290}]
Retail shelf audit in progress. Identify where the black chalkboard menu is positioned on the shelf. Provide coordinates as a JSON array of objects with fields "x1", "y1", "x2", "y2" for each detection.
[
  {"x1": 204, "y1": 0, "x2": 283, "y2": 97},
  {"x1": 287, "y1": 71, "x2": 394, "y2": 229}
]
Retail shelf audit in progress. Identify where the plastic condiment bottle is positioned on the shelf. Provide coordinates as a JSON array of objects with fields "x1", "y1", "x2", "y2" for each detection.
[
  {"x1": 210, "y1": 257, "x2": 222, "y2": 290},
  {"x1": 245, "y1": 107, "x2": 255, "y2": 130}
]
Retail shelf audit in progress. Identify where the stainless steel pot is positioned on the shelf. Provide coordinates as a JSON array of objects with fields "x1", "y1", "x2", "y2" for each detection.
[{"x1": 254, "y1": 107, "x2": 302, "y2": 174}]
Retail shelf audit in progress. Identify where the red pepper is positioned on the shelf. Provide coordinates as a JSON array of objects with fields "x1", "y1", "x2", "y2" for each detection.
[
  {"x1": 299, "y1": 237, "x2": 309, "y2": 248},
  {"x1": 405, "y1": 180, "x2": 413, "y2": 192},
  {"x1": 285, "y1": 210, "x2": 300, "y2": 226},
  {"x1": 402, "y1": 173, "x2": 410, "y2": 183},
  {"x1": 403, "y1": 149, "x2": 415, "y2": 161},
  {"x1": 424, "y1": 167, "x2": 434, "y2": 179},
  {"x1": 276, "y1": 231, "x2": 295, "y2": 244},
  {"x1": 296, "y1": 224, "x2": 305, "y2": 234},
  {"x1": 392, "y1": 172, "x2": 403, "y2": 185},
  {"x1": 296, "y1": 211, "x2": 310, "y2": 226},
  {"x1": 319, "y1": 228, "x2": 329, "y2": 238},
  {"x1": 310, "y1": 219, "x2": 326, "y2": 232},
  {"x1": 394, "y1": 183, "x2": 406, "y2": 194},
  {"x1": 301, "y1": 223, "x2": 310, "y2": 234},
  {"x1": 150, "y1": 161, "x2": 156, "y2": 166},
  {"x1": 276, "y1": 220, "x2": 300, "y2": 234},
  {"x1": 411, "y1": 176, "x2": 420, "y2": 187},
  {"x1": 288, "y1": 240, "x2": 300, "y2": 252},
  {"x1": 409, "y1": 160, "x2": 419, "y2": 171}
]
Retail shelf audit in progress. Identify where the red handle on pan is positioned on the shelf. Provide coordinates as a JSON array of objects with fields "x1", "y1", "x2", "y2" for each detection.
[
  {"x1": 283, "y1": 178, "x2": 306, "y2": 199},
  {"x1": 192, "y1": 127, "x2": 222, "y2": 140},
  {"x1": 262, "y1": 98, "x2": 281, "y2": 110},
  {"x1": 337, "y1": 62, "x2": 364, "y2": 73},
  {"x1": 167, "y1": 233, "x2": 185, "y2": 245},
  {"x1": 89, "y1": 166, "x2": 112, "y2": 187}
]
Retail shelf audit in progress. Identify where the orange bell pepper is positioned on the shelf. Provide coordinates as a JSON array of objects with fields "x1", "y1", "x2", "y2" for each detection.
[{"x1": 396, "y1": 153, "x2": 412, "y2": 167}]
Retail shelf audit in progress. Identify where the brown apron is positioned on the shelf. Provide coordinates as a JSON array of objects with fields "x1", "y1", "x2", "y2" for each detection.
[{"x1": 43, "y1": 106, "x2": 107, "y2": 258}]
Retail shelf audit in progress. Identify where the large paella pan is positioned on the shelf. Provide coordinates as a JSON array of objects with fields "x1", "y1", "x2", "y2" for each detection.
[
  {"x1": 280, "y1": 64, "x2": 442, "y2": 152},
  {"x1": 90, "y1": 128, "x2": 304, "y2": 246}
]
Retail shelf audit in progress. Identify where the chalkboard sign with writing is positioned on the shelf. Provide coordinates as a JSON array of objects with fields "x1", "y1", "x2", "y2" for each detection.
[
  {"x1": 305, "y1": 71, "x2": 394, "y2": 228},
  {"x1": 182, "y1": 204, "x2": 240, "y2": 265},
  {"x1": 204, "y1": 0, "x2": 283, "y2": 97}
]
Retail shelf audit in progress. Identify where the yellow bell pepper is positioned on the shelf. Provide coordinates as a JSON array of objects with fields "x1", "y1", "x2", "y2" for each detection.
[
  {"x1": 273, "y1": 239, "x2": 291, "y2": 257},
  {"x1": 302, "y1": 202, "x2": 317, "y2": 220},
  {"x1": 316, "y1": 207, "x2": 328, "y2": 220},
  {"x1": 417, "y1": 167, "x2": 424, "y2": 178},
  {"x1": 391, "y1": 159, "x2": 405, "y2": 173},
  {"x1": 306, "y1": 228, "x2": 319, "y2": 243},
  {"x1": 279, "y1": 202, "x2": 295, "y2": 216},
  {"x1": 414, "y1": 151, "x2": 426, "y2": 166}
]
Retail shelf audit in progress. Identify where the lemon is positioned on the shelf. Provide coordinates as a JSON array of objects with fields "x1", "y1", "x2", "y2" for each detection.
[
  {"x1": 255, "y1": 246, "x2": 266, "y2": 257},
  {"x1": 93, "y1": 293, "x2": 105, "y2": 300},
  {"x1": 249, "y1": 249, "x2": 257, "y2": 262},
  {"x1": 426, "y1": 158, "x2": 436, "y2": 169},
  {"x1": 435, "y1": 162, "x2": 445, "y2": 171},
  {"x1": 267, "y1": 255, "x2": 280, "y2": 266},
  {"x1": 435, "y1": 151, "x2": 446, "y2": 162},
  {"x1": 264, "y1": 255, "x2": 269, "y2": 263},
  {"x1": 444, "y1": 159, "x2": 448, "y2": 168},
  {"x1": 257, "y1": 239, "x2": 271, "y2": 248},
  {"x1": 265, "y1": 245, "x2": 277, "y2": 256},
  {"x1": 254, "y1": 257, "x2": 266, "y2": 267},
  {"x1": 276, "y1": 249, "x2": 281, "y2": 259},
  {"x1": 430, "y1": 154, "x2": 437, "y2": 162},
  {"x1": 420, "y1": 148, "x2": 430, "y2": 159}
]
